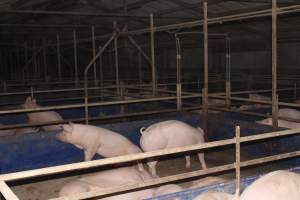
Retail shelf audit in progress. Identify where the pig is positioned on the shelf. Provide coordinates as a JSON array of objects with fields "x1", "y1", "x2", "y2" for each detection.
[
  {"x1": 140, "y1": 120, "x2": 207, "y2": 177},
  {"x1": 278, "y1": 108, "x2": 300, "y2": 120},
  {"x1": 240, "y1": 170, "x2": 300, "y2": 200},
  {"x1": 193, "y1": 191, "x2": 234, "y2": 200},
  {"x1": 256, "y1": 118, "x2": 300, "y2": 129},
  {"x1": 249, "y1": 93, "x2": 271, "y2": 101},
  {"x1": 0, "y1": 124, "x2": 39, "y2": 136},
  {"x1": 190, "y1": 176, "x2": 228, "y2": 189},
  {"x1": 23, "y1": 96, "x2": 63, "y2": 131},
  {"x1": 59, "y1": 166, "x2": 155, "y2": 200},
  {"x1": 239, "y1": 94, "x2": 271, "y2": 111},
  {"x1": 56, "y1": 123, "x2": 144, "y2": 170},
  {"x1": 154, "y1": 184, "x2": 183, "y2": 199}
]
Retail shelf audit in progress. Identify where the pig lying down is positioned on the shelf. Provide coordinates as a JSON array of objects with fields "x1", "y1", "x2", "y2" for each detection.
[
  {"x1": 256, "y1": 118, "x2": 300, "y2": 129},
  {"x1": 23, "y1": 96, "x2": 63, "y2": 131},
  {"x1": 240, "y1": 170, "x2": 300, "y2": 200},
  {"x1": 239, "y1": 93, "x2": 271, "y2": 110},
  {"x1": 0, "y1": 124, "x2": 39, "y2": 136},
  {"x1": 140, "y1": 120, "x2": 207, "y2": 177},
  {"x1": 193, "y1": 191, "x2": 234, "y2": 200},
  {"x1": 59, "y1": 166, "x2": 154, "y2": 200},
  {"x1": 56, "y1": 123, "x2": 143, "y2": 168}
]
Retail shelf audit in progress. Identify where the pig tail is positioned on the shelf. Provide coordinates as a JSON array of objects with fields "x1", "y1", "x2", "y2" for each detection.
[{"x1": 140, "y1": 127, "x2": 146, "y2": 134}]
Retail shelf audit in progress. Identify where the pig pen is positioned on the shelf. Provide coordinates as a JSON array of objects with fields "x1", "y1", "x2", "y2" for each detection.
[{"x1": 1, "y1": 110, "x2": 300, "y2": 199}]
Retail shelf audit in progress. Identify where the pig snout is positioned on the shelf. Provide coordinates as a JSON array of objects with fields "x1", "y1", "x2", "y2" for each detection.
[{"x1": 56, "y1": 132, "x2": 67, "y2": 142}]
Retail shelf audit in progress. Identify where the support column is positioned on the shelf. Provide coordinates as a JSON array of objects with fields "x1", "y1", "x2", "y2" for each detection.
[
  {"x1": 272, "y1": 0, "x2": 278, "y2": 129},
  {"x1": 43, "y1": 38, "x2": 48, "y2": 82},
  {"x1": 225, "y1": 37, "x2": 231, "y2": 108},
  {"x1": 73, "y1": 30, "x2": 79, "y2": 86},
  {"x1": 98, "y1": 46, "x2": 103, "y2": 88},
  {"x1": 138, "y1": 51, "x2": 143, "y2": 86},
  {"x1": 92, "y1": 26, "x2": 97, "y2": 86},
  {"x1": 33, "y1": 40, "x2": 37, "y2": 78},
  {"x1": 114, "y1": 22, "x2": 120, "y2": 95},
  {"x1": 150, "y1": 14, "x2": 157, "y2": 96},
  {"x1": 57, "y1": 34, "x2": 62, "y2": 81},
  {"x1": 202, "y1": 2, "x2": 209, "y2": 136}
]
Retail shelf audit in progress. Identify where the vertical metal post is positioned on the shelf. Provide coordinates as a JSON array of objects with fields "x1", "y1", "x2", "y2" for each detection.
[
  {"x1": 225, "y1": 37, "x2": 231, "y2": 108},
  {"x1": 98, "y1": 46, "x2": 103, "y2": 88},
  {"x1": 235, "y1": 125, "x2": 241, "y2": 198},
  {"x1": 138, "y1": 51, "x2": 143, "y2": 87},
  {"x1": 272, "y1": 0, "x2": 278, "y2": 129},
  {"x1": 177, "y1": 83, "x2": 182, "y2": 111},
  {"x1": 150, "y1": 13, "x2": 157, "y2": 96},
  {"x1": 33, "y1": 40, "x2": 37, "y2": 78},
  {"x1": 24, "y1": 42, "x2": 28, "y2": 80},
  {"x1": 202, "y1": 2, "x2": 209, "y2": 136},
  {"x1": 43, "y1": 38, "x2": 48, "y2": 82},
  {"x1": 57, "y1": 34, "x2": 62, "y2": 81},
  {"x1": 176, "y1": 37, "x2": 181, "y2": 84},
  {"x1": 73, "y1": 30, "x2": 79, "y2": 86},
  {"x1": 294, "y1": 83, "x2": 297, "y2": 101},
  {"x1": 114, "y1": 22, "x2": 120, "y2": 95},
  {"x1": 92, "y1": 26, "x2": 97, "y2": 86}
]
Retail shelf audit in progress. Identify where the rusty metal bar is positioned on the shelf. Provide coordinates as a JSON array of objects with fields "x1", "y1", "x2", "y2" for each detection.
[
  {"x1": 113, "y1": 22, "x2": 120, "y2": 95},
  {"x1": 56, "y1": 34, "x2": 62, "y2": 81},
  {"x1": 272, "y1": 0, "x2": 278, "y2": 129},
  {"x1": 150, "y1": 13, "x2": 157, "y2": 96},
  {"x1": 73, "y1": 30, "x2": 79, "y2": 86},
  {"x1": 235, "y1": 126, "x2": 241, "y2": 197},
  {"x1": 92, "y1": 26, "x2": 97, "y2": 87}
]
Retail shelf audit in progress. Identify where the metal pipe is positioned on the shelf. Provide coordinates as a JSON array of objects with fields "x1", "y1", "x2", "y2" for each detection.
[
  {"x1": 98, "y1": 46, "x2": 103, "y2": 88},
  {"x1": 43, "y1": 38, "x2": 48, "y2": 82},
  {"x1": 73, "y1": 30, "x2": 79, "y2": 86},
  {"x1": 84, "y1": 32, "x2": 117, "y2": 124},
  {"x1": 56, "y1": 34, "x2": 62, "y2": 81},
  {"x1": 202, "y1": 2, "x2": 209, "y2": 135},
  {"x1": 150, "y1": 14, "x2": 157, "y2": 96},
  {"x1": 127, "y1": 35, "x2": 152, "y2": 65},
  {"x1": 175, "y1": 36, "x2": 181, "y2": 84},
  {"x1": 113, "y1": 22, "x2": 120, "y2": 95},
  {"x1": 235, "y1": 126, "x2": 241, "y2": 197},
  {"x1": 272, "y1": 0, "x2": 278, "y2": 129},
  {"x1": 33, "y1": 40, "x2": 37, "y2": 78},
  {"x1": 92, "y1": 26, "x2": 97, "y2": 87}
]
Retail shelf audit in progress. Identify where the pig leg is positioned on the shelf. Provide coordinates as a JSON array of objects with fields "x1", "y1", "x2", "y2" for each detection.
[
  {"x1": 147, "y1": 161, "x2": 158, "y2": 178},
  {"x1": 198, "y1": 153, "x2": 207, "y2": 169},
  {"x1": 185, "y1": 156, "x2": 191, "y2": 168},
  {"x1": 84, "y1": 150, "x2": 96, "y2": 161}
]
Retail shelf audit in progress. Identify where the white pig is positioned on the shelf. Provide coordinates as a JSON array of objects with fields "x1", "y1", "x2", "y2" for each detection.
[
  {"x1": 190, "y1": 176, "x2": 228, "y2": 189},
  {"x1": 278, "y1": 108, "x2": 300, "y2": 120},
  {"x1": 140, "y1": 120, "x2": 207, "y2": 177},
  {"x1": 154, "y1": 184, "x2": 183, "y2": 199},
  {"x1": 256, "y1": 118, "x2": 300, "y2": 129},
  {"x1": 240, "y1": 170, "x2": 300, "y2": 200},
  {"x1": 23, "y1": 96, "x2": 63, "y2": 131},
  {"x1": 56, "y1": 122, "x2": 144, "y2": 170},
  {"x1": 59, "y1": 166, "x2": 154, "y2": 200},
  {"x1": 193, "y1": 191, "x2": 234, "y2": 200}
]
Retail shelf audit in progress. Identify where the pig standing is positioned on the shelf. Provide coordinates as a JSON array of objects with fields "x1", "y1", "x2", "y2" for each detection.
[
  {"x1": 23, "y1": 96, "x2": 63, "y2": 131},
  {"x1": 56, "y1": 123, "x2": 144, "y2": 170},
  {"x1": 193, "y1": 191, "x2": 234, "y2": 200},
  {"x1": 240, "y1": 170, "x2": 300, "y2": 200},
  {"x1": 140, "y1": 120, "x2": 207, "y2": 177},
  {"x1": 59, "y1": 166, "x2": 154, "y2": 200},
  {"x1": 256, "y1": 118, "x2": 300, "y2": 129}
]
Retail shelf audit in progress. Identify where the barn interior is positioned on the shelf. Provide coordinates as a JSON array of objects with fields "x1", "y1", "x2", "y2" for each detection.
[{"x1": 1, "y1": 0, "x2": 300, "y2": 200}]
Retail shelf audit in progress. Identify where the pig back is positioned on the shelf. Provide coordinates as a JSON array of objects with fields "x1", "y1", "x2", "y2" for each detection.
[
  {"x1": 240, "y1": 170, "x2": 300, "y2": 200},
  {"x1": 141, "y1": 120, "x2": 204, "y2": 149}
]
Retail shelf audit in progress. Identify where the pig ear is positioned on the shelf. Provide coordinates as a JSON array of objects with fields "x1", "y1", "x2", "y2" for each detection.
[{"x1": 63, "y1": 124, "x2": 73, "y2": 132}]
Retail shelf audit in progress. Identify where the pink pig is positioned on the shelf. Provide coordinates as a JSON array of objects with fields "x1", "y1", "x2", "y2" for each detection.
[
  {"x1": 56, "y1": 123, "x2": 144, "y2": 167},
  {"x1": 140, "y1": 120, "x2": 207, "y2": 177},
  {"x1": 59, "y1": 166, "x2": 154, "y2": 200},
  {"x1": 23, "y1": 96, "x2": 63, "y2": 131}
]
